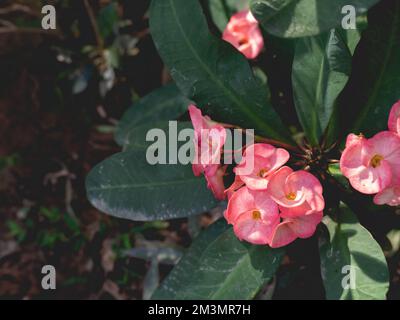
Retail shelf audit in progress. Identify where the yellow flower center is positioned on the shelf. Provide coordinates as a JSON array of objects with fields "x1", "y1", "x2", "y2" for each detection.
[
  {"x1": 370, "y1": 154, "x2": 384, "y2": 168},
  {"x1": 257, "y1": 168, "x2": 269, "y2": 178},
  {"x1": 252, "y1": 210, "x2": 261, "y2": 220},
  {"x1": 286, "y1": 192, "x2": 297, "y2": 201}
]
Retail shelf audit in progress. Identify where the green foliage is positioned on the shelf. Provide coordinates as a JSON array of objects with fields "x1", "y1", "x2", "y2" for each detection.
[
  {"x1": 250, "y1": 0, "x2": 380, "y2": 38},
  {"x1": 153, "y1": 219, "x2": 284, "y2": 299},
  {"x1": 150, "y1": 0, "x2": 292, "y2": 143},
  {"x1": 207, "y1": 0, "x2": 250, "y2": 31},
  {"x1": 86, "y1": 150, "x2": 219, "y2": 221},
  {"x1": 115, "y1": 84, "x2": 191, "y2": 147},
  {"x1": 319, "y1": 204, "x2": 389, "y2": 300},
  {"x1": 292, "y1": 29, "x2": 352, "y2": 145},
  {"x1": 336, "y1": 0, "x2": 400, "y2": 138},
  {"x1": 82, "y1": 0, "x2": 399, "y2": 300}
]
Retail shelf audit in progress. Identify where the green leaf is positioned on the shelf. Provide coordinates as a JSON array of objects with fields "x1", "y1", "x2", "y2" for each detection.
[
  {"x1": 115, "y1": 84, "x2": 191, "y2": 146},
  {"x1": 250, "y1": 0, "x2": 379, "y2": 38},
  {"x1": 328, "y1": 163, "x2": 350, "y2": 190},
  {"x1": 153, "y1": 219, "x2": 284, "y2": 299},
  {"x1": 85, "y1": 149, "x2": 218, "y2": 221},
  {"x1": 337, "y1": 0, "x2": 400, "y2": 138},
  {"x1": 122, "y1": 121, "x2": 193, "y2": 151},
  {"x1": 319, "y1": 204, "x2": 389, "y2": 300},
  {"x1": 97, "y1": 2, "x2": 119, "y2": 40},
  {"x1": 150, "y1": 0, "x2": 293, "y2": 144},
  {"x1": 207, "y1": 0, "x2": 250, "y2": 32},
  {"x1": 292, "y1": 29, "x2": 352, "y2": 145}
]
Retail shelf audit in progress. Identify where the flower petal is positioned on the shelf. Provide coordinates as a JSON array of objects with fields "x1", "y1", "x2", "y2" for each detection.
[
  {"x1": 225, "y1": 186, "x2": 255, "y2": 224},
  {"x1": 233, "y1": 210, "x2": 279, "y2": 245},
  {"x1": 269, "y1": 221, "x2": 297, "y2": 248},
  {"x1": 374, "y1": 186, "x2": 400, "y2": 206},
  {"x1": 349, "y1": 163, "x2": 392, "y2": 194},
  {"x1": 388, "y1": 100, "x2": 400, "y2": 135}
]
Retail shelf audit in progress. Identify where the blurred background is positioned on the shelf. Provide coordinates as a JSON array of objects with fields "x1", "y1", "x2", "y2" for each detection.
[{"x1": 0, "y1": 0, "x2": 398, "y2": 299}]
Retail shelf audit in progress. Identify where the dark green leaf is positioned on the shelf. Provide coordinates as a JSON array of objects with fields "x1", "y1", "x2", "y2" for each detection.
[
  {"x1": 85, "y1": 149, "x2": 218, "y2": 221},
  {"x1": 97, "y1": 2, "x2": 119, "y2": 40},
  {"x1": 292, "y1": 29, "x2": 352, "y2": 145},
  {"x1": 150, "y1": 0, "x2": 293, "y2": 144},
  {"x1": 115, "y1": 84, "x2": 191, "y2": 146},
  {"x1": 153, "y1": 219, "x2": 284, "y2": 299},
  {"x1": 336, "y1": 0, "x2": 400, "y2": 139},
  {"x1": 250, "y1": 0, "x2": 379, "y2": 38},
  {"x1": 207, "y1": 0, "x2": 249, "y2": 32},
  {"x1": 319, "y1": 204, "x2": 389, "y2": 300},
  {"x1": 122, "y1": 121, "x2": 193, "y2": 151}
]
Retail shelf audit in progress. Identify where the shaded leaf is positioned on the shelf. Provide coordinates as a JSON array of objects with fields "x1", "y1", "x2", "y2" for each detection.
[
  {"x1": 250, "y1": 0, "x2": 379, "y2": 38},
  {"x1": 319, "y1": 204, "x2": 389, "y2": 300},
  {"x1": 292, "y1": 29, "x2": 352, "y2": 145},
  {"x1": 207, "y1": 0, "x2": 250, "y2": 32},
  {"x1": 115, "y1": 84, "x2": 191, "y2": 146},
  {"x1": 335, "y1": 0, "x2": 400, "y2": 139},
  {"x1": 153, "y1": 219, "x2": 284, "y2": 299},
  {"x1": 122, "y1": 121, "x2": 193, "y2": 151},
  {"x1": 150, "y1": 0, "x2": 293, "y2": 144},
  {"x1": 86, "y1": 149, "x2": 218, "y2": 221}
]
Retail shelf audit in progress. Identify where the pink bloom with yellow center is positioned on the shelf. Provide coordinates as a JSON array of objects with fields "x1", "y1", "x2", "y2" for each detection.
[
  {"x1": 340, "y1": 131, "x2": 400, "y2": 194},
  {"x1": 267, "y1": 166, "x2": 325, "y2": 214},
  {"x1": 225, "y1": 165, "x2": 324, "y2": 248},
  {"x1": 222, "y1": 10, "x2": 264, "y2": 59},
  {"x1": 232, "y1": 143, "x2": 290, "y2": 191},
  {"x1": 224, "y1": 187, "x2": 280, "y2": 245}
]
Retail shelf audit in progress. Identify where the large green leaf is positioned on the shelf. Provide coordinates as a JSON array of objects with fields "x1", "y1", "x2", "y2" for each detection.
[
  {"x1": 319, "y1": 204, "x2": 389, "y2": 300},
  {"x1": 292, "y1": 29, "x2": 352, "y2": 146},
  {"x1": 207, "y1": 0, "x2": 249, "y2": 32},
  {"x1": 153, "y1": 219, "x2": 284, "y2": 299},
  {"x1": 115, "y1": 84, "x2": 190, "y2": 146},
  {"x1": 85, "y1": 150, "x2": 218, "y2": 221},
  {"x1": 149, "y1": 0, "x2": 293, "y2": 144},
  {"x1": 250, "y1": 0, "x2": 380, "y2": 38},
  {"x1": 337, "y1": 0, "x2": 400, "y2": 138},
  {"x1": 122, "y1": 121, "x2": 193, "y2": 151}
]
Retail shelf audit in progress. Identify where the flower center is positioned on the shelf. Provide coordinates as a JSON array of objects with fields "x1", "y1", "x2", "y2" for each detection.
[
  {"x1": 252, "y1": 210, "x2": 261, "y2": 220},
  {"x1": 238, "y1": 37, "x2": 248, "y2": 46},
  {"x1": 286, "y1": 192, "x2": 297, "y2": 201},
  {"x1": 370, "y1": 154, "x2": 384, "y2": 168},
  {"x1": 257, "y1": 168, "x2": 269, "y2": 178}
]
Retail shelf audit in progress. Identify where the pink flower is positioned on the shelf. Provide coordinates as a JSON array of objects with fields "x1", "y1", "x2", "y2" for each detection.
[
  {"x1": 388, "y1": 100, "x2": 400, "y2": 135},
  {"x1": 269, "y1": 211, "x2": 323, "y2": 248},
  {"x1": 225, "y1": 167, "x2": 324, "y2": 248},
  {"x1": 267, "y1": 166, "x2": 325, "y2": 214},
  {"x1": 224, "y1": 187, "x2": 279, "y2": 245},
  {"x1": 205, "y1": 165, "x2": 227, "y2": 201},
  {"x1": 189, "y1": 104, "x2": 227, "y2": 200},
  {"x1": 222, "y1": 10, "x2": 264, "y2": 59},
  {"x1": 340, "y1": 131, "x2": 400, "y2": 194},
  {"x1": 374, "y1": 186, "x2": 400, "y2": 206},
  {"x1": 233, "y1": 143, "x2": 290, "y2": 191}
]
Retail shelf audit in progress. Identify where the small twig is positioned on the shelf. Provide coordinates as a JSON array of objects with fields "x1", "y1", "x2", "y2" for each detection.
[
  {"x1": 0, "y1": 4, "x2": 39, "y2": 17},
  {"x1": 0, "y1": 19, "x2": 16, "y2": 29},
  {"x1": 83, "y1": 0, "x2": 104, "y2": 49}
]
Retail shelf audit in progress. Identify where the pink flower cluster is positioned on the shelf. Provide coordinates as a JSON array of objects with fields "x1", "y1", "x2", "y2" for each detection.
[
  {"x1": 189, "y1": 105, "x2": 325, "y2": 248},
  {"x1": 222, "y1": 10, "x2": 264, "y2": 60},
  {"x1": 340, "y1": 100, "x2": 400, "y2": 206}
]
